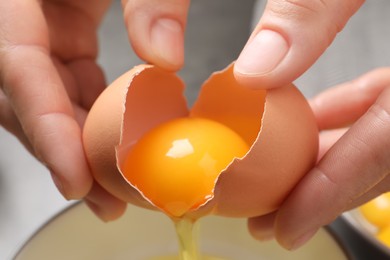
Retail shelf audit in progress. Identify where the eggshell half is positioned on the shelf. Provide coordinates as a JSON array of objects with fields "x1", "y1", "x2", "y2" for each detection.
[
  {"x1": 214, "y1": 83, "x2": 318, "y2": 217},
  {"x1": 83, "y1": 63, "x2": 318, "y2": 218},
  {"x1": 83, "y1": 65, "x2": 189, "y2": 209}
]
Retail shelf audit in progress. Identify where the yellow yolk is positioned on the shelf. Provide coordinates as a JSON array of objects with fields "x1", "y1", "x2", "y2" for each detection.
[
  {"x1": 122, "y1": 117, "x2": 249, "y2": 217},
  {"x1": 378, "y1": 225, "x2": 390, "y2": 247},
  {"x1": 360, "y1": 192, "x2": 390, "y2": 229}
]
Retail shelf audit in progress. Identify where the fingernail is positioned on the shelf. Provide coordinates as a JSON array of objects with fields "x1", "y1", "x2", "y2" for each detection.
[
  {"x1": 151, "y1": 18, "x2": 184, "y2": 69},
  {"x1": 50, "y1": 171, "x2": 68, "y2": 200},
  {"x1": 290, "y1": 229, "x2": 317, "y2": 251},
  {"x1": 235, "y1": 30, "x2": 288, "y2": 76}
]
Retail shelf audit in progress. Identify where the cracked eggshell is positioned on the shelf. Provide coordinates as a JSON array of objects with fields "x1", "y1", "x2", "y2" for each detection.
[
  {"x1": 83, "y1": 63, "x2": 318, "y2": 218},
  {"x1": 83, "y1": 65, "x2": 189, "y2": 210},
  {"x1": 189, "y1": 65, "x2": 318, "y2": 217}
]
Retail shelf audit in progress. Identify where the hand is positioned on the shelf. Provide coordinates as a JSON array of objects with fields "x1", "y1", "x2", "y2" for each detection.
[
  {"x1": 121, "y1": 0, "x2": 189, "y2": 71},
  {"x1": 122, "y1": 0, "x2": 365, "y2": 88},
  {"x1": 0, "y1": 0, "x2": 125, "y2": 221},
  {"x1": 248, "y1": 68, "x2": 390, "y2": 249},
  {"x1": 121, "y1": 0, "x2": 384, "y2": 247}
]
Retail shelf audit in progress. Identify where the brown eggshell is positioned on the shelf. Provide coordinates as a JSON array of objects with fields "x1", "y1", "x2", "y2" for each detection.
[
  {"x1": 190, "y1": 65, "x2": 318, "y2": 217},
  {"x1": 83, "y1": 65, "x2": 189, "y2": 209},
  {"x1": 83, "y1": 63, "x2": 318, "y2": 218}
]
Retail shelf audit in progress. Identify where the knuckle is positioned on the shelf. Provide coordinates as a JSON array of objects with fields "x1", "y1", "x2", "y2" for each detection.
[
  {"x1": 361, "y1": 101, "x2": 390, "y2": 173},
  {"x1": 313, "y1": 165, "x2": 357, "y2": 212},
  {"x1": 369, "y1": 100, "x2": 390, "y2": 127},
  {"x1": 266, "y1": 0, "x2": 363, "y2": 44},
  {"x1": 284, "y1": 0, "x2": 328, "y2": 13},
  {"x1": 268, "y1": 0, "x2": 328, "y2": 17}
]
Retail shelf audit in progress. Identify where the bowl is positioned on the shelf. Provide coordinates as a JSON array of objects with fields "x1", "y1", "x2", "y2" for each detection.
[
  {"x1": 343, "y1": 209, "x2": 390, "y2": 256},
  {"x1": 14, "y1": 202, "x2": 350, "y2": 260}
]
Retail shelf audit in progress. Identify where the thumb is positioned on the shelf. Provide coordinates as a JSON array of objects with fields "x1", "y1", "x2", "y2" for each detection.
[
  {"x1": 122, "y1": 0, "x2": 190, "y2": 71},
  {"x1": 234, "y1": 0, "x2": 364, "y2": 89}
]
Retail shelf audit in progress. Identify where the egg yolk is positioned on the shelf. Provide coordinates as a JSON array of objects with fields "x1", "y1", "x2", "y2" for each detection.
[
  {"x1": 360, "y1": 192, "x2": 390, "y2": 229},
  {"x1": 121, "y1": 117, "x2": 249, "y2": 217},
  {"x1": 378, "y1": 225, "x2": 390, "y2": 247}
]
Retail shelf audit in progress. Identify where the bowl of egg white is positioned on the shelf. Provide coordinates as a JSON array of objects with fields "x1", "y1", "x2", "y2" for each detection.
[{"x1": 12, "y1": 202, "x2": 351, "y2": 260}]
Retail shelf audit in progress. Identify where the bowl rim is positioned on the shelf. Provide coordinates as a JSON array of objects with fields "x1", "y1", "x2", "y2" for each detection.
[
  {"x1": 12, "y1": 201, "x2": 78, "y2": 259},
  {"x1": 13, "y1": 201, "x2": 352, "y2": 259}
]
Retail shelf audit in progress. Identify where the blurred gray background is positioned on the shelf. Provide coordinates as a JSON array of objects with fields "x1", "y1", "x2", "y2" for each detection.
[{"x1": 1, "y1": 0, "x2": 390, "y2": 259}]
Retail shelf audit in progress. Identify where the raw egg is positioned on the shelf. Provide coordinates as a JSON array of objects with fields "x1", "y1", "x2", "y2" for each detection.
[
  {"x1": 83, "y1": 63, "x2": 318, "y2": 218},
  {"x1": 122, "y1": 117, "x2": 249, "y2": 217},
  {"x1": 378, "y1": 225, "x2": 390, "y2": 248}
]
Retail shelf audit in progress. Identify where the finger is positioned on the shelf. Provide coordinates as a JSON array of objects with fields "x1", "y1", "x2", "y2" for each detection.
[
  {"x1": 85, "y1": 182, "x2": 127, "y2": 222},
  {"x1": 318, "y1": 128, "x2": 348, "y2": 160},
  {"x1": 0, "y1": 0, "x2": 92, "y2": 199},
  {"x1": 310, "y1": 68, "x2": 390, "y2": 130},
  {"x1": 344, "y1": 176, "x2": 390, "y2": 211},
  {"x1": 50, "y1": 57, "x2": 90, "y2": 129},
  {"x1": 249, "y1": 126, "x2": 381, "y2": 245},
  {"x1": 274, "y1": 87, "x2": 390, "y2": 250},
  {"x1": 52, "y1": 57, "x2": 106, "y2": 126},
  {"x1": 66, "y1": 59, "x2": 106, "y2": 111},
  {"x1": 0, "y1": 89, "x2": 33, "y2": 152},
  {"x1": 121, "y1": 0, "x2": 190, "y2": 70},
  {"x1": 0, "y1": 89, "x2": 21, "y2": 136},
  {"x1": 42, "y1": 0, "x2": 112, "y2": 61},
  {"x1": 234, "y1": 0, "x2": 364, "y2": 88},
  {"x1": 247, "y1": 211, "x2": 277, "y2": 241}
]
